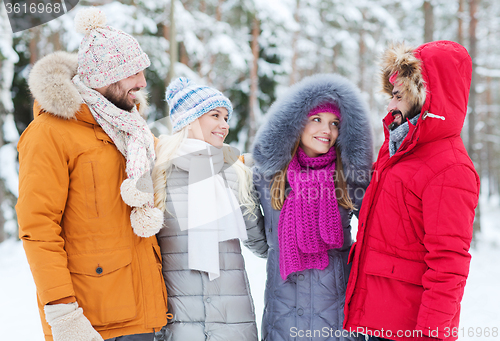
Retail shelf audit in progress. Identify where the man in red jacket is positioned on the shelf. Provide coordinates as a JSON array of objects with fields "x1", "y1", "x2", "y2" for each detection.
[{"x1": 343, "y1": 41, "x2": 480, "y2": 341}]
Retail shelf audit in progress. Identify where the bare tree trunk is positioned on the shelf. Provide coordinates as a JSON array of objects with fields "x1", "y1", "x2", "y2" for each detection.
[
  {"x1": 180, "y1": 43, "x2": 189, "y2": 66},
  {"x1": 206, "y1": 0, "x2": 224, "y2": 85},
  {"x1": 0, "y1": 5, "x2": 11, "y2": 242},
  {"x1": 468, "y1": 0, "x2": 478, "y2": 156},
  {"x1": 423, "y1": 1, "x2": 434, "y2": 43},
  {"x1": 29, "y1": 27, "x2": 40, "y2": 65},
  {"x1": 0, "y1": 188, "x2": 4, "y2": 242},
  {"x1": 198, "y1": 0, "x2": 206, "y2": 79},
  {"x1": 485, "y1": 76, "x2": 494, "y2": 198},
  {"x1": 168, "y1": 0, "x2": 177, "y2": 84},
  {"x1": 0, "y1": 107, "x2": 5, "y2": 243},
  {"x1": 50, "y1": 31, "x2": 61, "y2": 52},
  {"x1": 498, "y1": 150, "x2": 500, "y2": 198},
  {"x1": 458, "y1": 0, "x2": 466, "y2": 142},
  {"x1": 358, "y1": 11, "x2": 366, "y2": 92},
  {"x1": 246, "y1": 16, "x2": 260, "y2": 151},
  {"x1": 458, "y1": 0, "x2": 465, "y2": 45},
  {"x1": 215, "y1": 0, "x2": 223, "y2": 22},
  {"x1": 468, "y1": 0, "x2": 481, "y2": 236},
  {"x1": 290, "y1": 0, "x2": 300, "y2": 85},
  {"x1": 162, "y1": 0, "x2": 176, "y2": 131},
  {"x1": 332, "y1": 44, "x2": 340, "y2": 73}
]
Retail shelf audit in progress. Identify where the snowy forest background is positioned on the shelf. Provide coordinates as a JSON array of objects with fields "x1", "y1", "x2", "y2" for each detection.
[{"x1": 0, "y1": 0, "x2": 499, "y2": 243}]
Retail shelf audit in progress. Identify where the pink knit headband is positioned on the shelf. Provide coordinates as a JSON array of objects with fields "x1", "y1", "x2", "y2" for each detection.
[{"x1": 308, "y1": 103, "x2": 341, "y2": 119}]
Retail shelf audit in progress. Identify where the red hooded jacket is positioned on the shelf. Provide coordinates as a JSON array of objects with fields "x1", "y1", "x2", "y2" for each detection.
[{"x1": 343, "y1": 41, "x2": 480, "y2": 340}]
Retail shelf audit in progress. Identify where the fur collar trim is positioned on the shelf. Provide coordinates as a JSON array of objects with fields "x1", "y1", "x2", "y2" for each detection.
[
  {"x1": 28, "y1": 51, "x2": 148, "y2": 120},
  {"x1": 381, "y1": 42, "x2": 426, "y2": 109},
  {"x1": 252, "y1": 73, "x2": 373, "y2": 187}
]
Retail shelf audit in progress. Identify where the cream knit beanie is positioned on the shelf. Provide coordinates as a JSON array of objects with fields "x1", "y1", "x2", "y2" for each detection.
[{"x1": 74, "y1": 7, "x2": 150, "y2": 88}]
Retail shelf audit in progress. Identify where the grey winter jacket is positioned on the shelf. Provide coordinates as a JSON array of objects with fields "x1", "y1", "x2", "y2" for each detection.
[
  {"x1": 253, "y1": 173, "x2": 365, "y2": 341},
  {"x1": 249, "y1": 74, "x2": 373, "y2": 341},
  {"x1": 157, "y1": 162, "x2": 266, "y2": 341}
]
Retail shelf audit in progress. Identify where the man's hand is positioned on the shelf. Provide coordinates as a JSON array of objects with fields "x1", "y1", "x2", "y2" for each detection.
[{"x1": 44, "y1": 302, "x2": 104, "y2": 341}]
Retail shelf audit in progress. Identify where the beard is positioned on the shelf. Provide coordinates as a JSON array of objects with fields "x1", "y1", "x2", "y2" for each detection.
[
  {"x1": 388, "y1": 105, "x2": 422, "y2": 131},
  {"x1": 388, "y1": 109, "x2": 404, "y2": 131},
  {"x1": 103, "y1": 83, "x2": 139, "y2": 112}
]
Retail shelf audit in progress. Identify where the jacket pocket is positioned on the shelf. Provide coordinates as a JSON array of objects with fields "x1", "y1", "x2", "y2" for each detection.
[
  {"x1": 81, "y1": 161, "x2": 99, "y2": 219},
  {"x1": 67, "y1": 247, "x2": 137, "y2": 326},
  {"x1": 152, "y1": 243, "x2": 169, "y2": 304},
  {"x1": 364, "y1": 249, "x2": 428, "y2": 286}
]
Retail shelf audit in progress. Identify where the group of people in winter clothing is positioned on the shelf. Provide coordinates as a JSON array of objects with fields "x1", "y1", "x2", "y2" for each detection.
[{"x1": 16, "y1": 6, "x2": 479, "y2": 341}]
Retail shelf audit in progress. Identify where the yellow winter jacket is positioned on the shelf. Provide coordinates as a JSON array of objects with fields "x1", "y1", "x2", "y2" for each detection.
[{"x1": 16, "y1": 52, "x2": 168, "y2": 340}]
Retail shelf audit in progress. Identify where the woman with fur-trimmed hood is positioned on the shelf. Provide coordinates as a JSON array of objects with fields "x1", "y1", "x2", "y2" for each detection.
[{"x1": 249, "y1": 74, "x2": 373, "y2": 341}]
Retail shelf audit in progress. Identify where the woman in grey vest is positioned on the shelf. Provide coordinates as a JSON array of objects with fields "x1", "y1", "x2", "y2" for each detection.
[
  {"x1": 249, "y1": 74, "x2": 373, "y2": 341},
  {"x1": 153, "y1": 77, "x2": 266, "y2": 341}
]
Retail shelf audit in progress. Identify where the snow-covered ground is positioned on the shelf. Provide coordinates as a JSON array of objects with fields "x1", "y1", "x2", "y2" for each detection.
[
  {"x1": 459, "y1": 196, "x2": 500, "y2": 337},
  {"x1": 0, "y1": 237, "x2": 43, "y2": 338},
  {"x1": 1, "y1": 197, "x2": 499, "y2": 340}
]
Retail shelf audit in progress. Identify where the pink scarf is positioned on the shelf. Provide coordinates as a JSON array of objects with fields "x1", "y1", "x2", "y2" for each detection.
[{"x1": 278, "y1": 146, "x2": 343, "y2": 280}]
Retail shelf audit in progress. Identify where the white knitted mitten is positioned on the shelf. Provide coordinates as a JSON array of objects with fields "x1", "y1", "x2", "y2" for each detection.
[{"x1": 44, "y1": 302, "x2": 104, "y2": 341}]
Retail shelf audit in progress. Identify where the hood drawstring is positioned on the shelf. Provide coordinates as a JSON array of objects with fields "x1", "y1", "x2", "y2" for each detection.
[{"x1": 423, "y1": 111, "x2": 446, "y2": 121}]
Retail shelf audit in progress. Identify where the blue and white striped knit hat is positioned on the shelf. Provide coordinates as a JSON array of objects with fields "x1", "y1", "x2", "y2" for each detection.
[{"x1": 166, "y1": 77, "x2": 233, "y2": 133}]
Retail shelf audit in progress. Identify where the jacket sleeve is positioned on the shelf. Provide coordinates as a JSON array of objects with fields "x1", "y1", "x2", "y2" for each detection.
[
  {"x1": 15, "y1": 120, "x2": 74, "y2": 306},
  {"x1": 241, "y1": 168, "x2": 268, "y2": 258},
  {"x1": 241, "y1": 177, "x2": 268, "y2": 258},
  {"x1": 416, "y1": 164, "x2": 479, "y2": 338}
]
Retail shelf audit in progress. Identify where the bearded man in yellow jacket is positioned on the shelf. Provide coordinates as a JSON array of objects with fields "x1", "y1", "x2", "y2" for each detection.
[{"x1": 16, "y1": 8, "x2": 169, "y2": 341}]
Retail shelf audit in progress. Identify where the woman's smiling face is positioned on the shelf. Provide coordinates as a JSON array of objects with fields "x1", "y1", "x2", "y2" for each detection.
[
  {"x1": 299, "y1": 112, "x2": 340, "y2": 157},
  {"x1": 188, "y1": 108, "x2": 229, "y2": 148}
]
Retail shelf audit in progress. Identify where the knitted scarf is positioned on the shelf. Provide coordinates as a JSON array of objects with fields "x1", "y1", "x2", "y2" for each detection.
[
  {"x1": 72, "y1": 75, "x2": 162, "y2": 237},
  {"x1": 389, "y1": 114, "x2": 420, "y2": 157},
  {"x1": 172, "y1": 138, "x2": 248, "y2": 280},
  {"x1": 278, "y1": 146, "x2": 343, "y2": 280}
]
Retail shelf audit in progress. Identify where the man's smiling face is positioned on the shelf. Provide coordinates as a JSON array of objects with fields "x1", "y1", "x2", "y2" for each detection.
[
  {"x1": 95, "y1": 71, "x2": 147, "y2": 112},
  {"x1": 387, "y1": 83, "x2": 412, "y2": 130}
]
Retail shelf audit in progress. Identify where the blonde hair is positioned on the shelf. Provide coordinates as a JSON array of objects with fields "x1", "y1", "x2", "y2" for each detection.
[
  {"x1": 270, "y1": 140, "x2": 355, "y2": 211},
  {"x1": 153, "y1": 127, "x2": 257, "y2": 216}
]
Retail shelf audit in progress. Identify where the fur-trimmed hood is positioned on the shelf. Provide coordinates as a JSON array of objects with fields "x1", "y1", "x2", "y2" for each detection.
[
  {"x1": 28, "y1": 51, "x2": 148, "y2": 120},
  {"x1": 380, "y1": 41, "x2": 472, "y2": 145},
  {"x1": 381, "y1": 42, "x2": 426, "y2": 109},
  {"x1": 252, "y1": 73, "x2": 373, "y2": 187}
]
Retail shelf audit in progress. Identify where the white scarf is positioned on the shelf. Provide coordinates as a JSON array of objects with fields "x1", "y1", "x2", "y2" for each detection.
[
  {"x1": 72, "y1": 75, "x2": 162, "y2": 237},
  {"x1": 172, "y1": 139, "x2": 247, "y2": 280}
]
